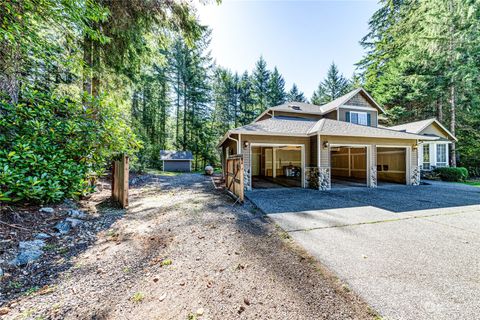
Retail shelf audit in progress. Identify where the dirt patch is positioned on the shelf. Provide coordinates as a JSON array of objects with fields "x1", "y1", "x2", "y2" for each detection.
[{"x1": 2, "y1": 173, "x2": 376, "y2": 319}]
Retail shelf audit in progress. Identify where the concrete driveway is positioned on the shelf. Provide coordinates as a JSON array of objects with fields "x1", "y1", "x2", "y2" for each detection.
[{"x1": 246, "y1": 181, "x2": 480, "y2": 320}]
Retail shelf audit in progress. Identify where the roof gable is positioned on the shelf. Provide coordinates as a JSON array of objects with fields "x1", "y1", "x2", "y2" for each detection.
[
  {"x1": 319, "y1": 88, "x2": 386, "y2": 115},
  {"x1": 160, "y1": 150, "x2": 193, "y2": 160},
  {"x1": 389, "y1": 118, "x2": 457, "y2": 141}
]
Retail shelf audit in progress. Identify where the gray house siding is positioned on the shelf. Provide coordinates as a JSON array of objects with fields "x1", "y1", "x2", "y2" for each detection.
[{"x1": 163, "y1": 160, "x2": 191, "y2": 172}]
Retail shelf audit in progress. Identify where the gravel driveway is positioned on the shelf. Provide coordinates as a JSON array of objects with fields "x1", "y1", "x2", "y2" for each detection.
[
  {"x1": 246, "y1": 182, "x2": 480, "y2": 320},
  {"x1": 4, "y1": 173, "x2": 374, "y2": 320}
]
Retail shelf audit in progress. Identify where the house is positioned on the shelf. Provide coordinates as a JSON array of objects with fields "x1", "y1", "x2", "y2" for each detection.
[
  {"x1": 218, "y1": 88, "x2": 454, "y2": 190},
  {"x1": 160, "y1": 150, "x2": 193, "y2": 172},
  {"x1": 389, "y1": 119, "x2": 457, "y2": 171}
]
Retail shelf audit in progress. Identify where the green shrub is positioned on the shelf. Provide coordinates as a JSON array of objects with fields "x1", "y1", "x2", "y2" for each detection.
[
  {"x1": 434, "y1": 167, "x2": 469, "y2": 182},
  {"x1": 0, "y1": 89, "x2": 139, "y2": 204}
]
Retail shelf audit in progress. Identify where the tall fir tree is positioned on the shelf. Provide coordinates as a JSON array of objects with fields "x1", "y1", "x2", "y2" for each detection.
[
  {"x1": 311, "y1": 62, "x2": 350, "y2": 104},
  {"x1": 267, "y1": 67, "x2": 286, "y2": 106},
  {"x1": 286, "y1": 84, "x2": 307, "y2": 102},
  {"x1": 251, "y1": 56, "x2": 270, "y2": 116}
]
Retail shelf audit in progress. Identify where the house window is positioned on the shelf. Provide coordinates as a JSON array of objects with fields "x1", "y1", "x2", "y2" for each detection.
[
  {"x1": 350, "y1": 112, "x2": 368, "y2": 126},
  {"x1": 436, "y1": 144, "x2": 447, "y2": 167},
  {"x1": 423, "y1": 144, "x2": 430, "y2": 170}
]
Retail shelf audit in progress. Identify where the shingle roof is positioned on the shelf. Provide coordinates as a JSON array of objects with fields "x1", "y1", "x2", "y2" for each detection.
[
  {"x1": 160, "y1": 150, "x2": 193, "y2": 160},
  {"x1": 389, "y1": 118, "x2": 457, "y2": 141},
  {"x1": 269, "y1": 102, "x2": 323, "y2": 114},
  {"x1": 389, "y1": 119, "x2": 435, "y2": 133},
  {"x1": 268, "y1": 88, "x2": 385, "y2": 116},
  {"x1": 311, "y1": 119, "x2": 435, "y2": 140},
  {"x1": 228, "y1": 117, "x2": 436, "y2": 141},
  {"x1": 231, "y1": 116, "x2": 317, "y2": 135}
]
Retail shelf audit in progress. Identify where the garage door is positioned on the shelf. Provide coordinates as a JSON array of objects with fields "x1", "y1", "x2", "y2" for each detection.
[{"x1": 376, "y1": 147, "x2": 406, "y2": 184}]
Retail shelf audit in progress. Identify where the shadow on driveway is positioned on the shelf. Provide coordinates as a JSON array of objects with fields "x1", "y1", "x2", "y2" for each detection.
[{"x1": 245, "y1": 181, "x2": 480, "y2": 214}]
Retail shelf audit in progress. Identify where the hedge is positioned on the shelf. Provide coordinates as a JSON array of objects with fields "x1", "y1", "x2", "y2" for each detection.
[{"x1": 433, "y1": 167, "x2": 469, "y2": 182}]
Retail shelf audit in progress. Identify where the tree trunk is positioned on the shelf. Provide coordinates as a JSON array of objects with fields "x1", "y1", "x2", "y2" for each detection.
[
  {"x1": 83, "y1": 36, "x2": 93, "y2": 97},
  {"x1": 176, "y1": 71, "x2": 180, "y2": 148},
  {"x1": 182, "y1": 83, "x2": 187, "y2": 150},
  {"x1": 450, "y1": 84, "x2": 457, "y2": 166},
  {"x1": 437, "y1": 98, "x2": 443, "y2": 122}
]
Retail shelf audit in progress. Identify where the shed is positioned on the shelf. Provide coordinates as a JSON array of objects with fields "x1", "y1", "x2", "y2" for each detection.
[{"x1": 160, "y1": 150, "x2": 193, "y2": 172}]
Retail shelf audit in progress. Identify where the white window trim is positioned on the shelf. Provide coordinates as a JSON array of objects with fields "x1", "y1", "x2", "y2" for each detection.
[
  {"x1": 435, "y1": 143, "x2": 448, "y2": 167},
  {"x1": 419, "y1": 142, "x2": 450, "y2": 169},
  {"x1": 350, "y1": 111, "x2": 369, "y2": 126}
]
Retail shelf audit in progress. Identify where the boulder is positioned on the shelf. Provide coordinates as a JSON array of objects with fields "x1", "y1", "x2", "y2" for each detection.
[
  {"x1": 54, "y1": 220, "x2": 72, "y2": 234},
  {"x1": 205, "y1": 165, "x2": 214, "y2": 175},
  {"x1": 35, "y1": 233, "x2": 52, "y2": 240},
  {"x1": 39, "y1": 207, "x2": 54, "y2": 214},
  {"x1": 10, "y1": 240, "x2": 46, "y2": 266},
  {"x1": 68, "y1": 209, "x2": 87, "y2": 219}
]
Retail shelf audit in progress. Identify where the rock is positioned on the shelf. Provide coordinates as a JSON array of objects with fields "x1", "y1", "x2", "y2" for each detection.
[
  {"x1": 35, "y1": 233, "x2": 52, "y2": 240},
  {"x1": 196, "y1": 308, "x2": 204, "y2": 316},
  {"x1": 243, "y1": 298, "x2": 250, "y2": 305},
  {"x1": 237, "y1": 306, "x2": 245, "y2": 314},
  {"x1": 65, "y1": 218, "x2": 83, "y2": 227},
  {"x1": 54, "y1": 221, "x2": 71, "y2": 234},
  {"x1": 39, "y1": 207, "x2": 54, "y2": 214},
  {"x1": 68, "y1": 209, "x2": 87, "y2": 219},
  {"x1": 204, "y1": 165, "x2": 214, "y2": 175},
  {"x1": 0, "y1": 307, "x2": 10, "y2": 315},
  {"x1": 0, "y1": 267, "x2": 3, "y2": 277},
  {"x1": 10, "y1": 241, "x2": 46, "y2": 266},
  {"x1": 19, "y1": 240, "x2": 46, "y2": 250}
]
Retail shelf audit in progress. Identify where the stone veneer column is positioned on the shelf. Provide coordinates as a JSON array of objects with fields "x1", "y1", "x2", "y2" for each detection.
[{"x1": 368, "y1": 144, "x2": 377, "y2": 188}]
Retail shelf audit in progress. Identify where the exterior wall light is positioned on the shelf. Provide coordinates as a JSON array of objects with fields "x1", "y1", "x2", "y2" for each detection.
[
  {"x1": 323, "y1": 141, "x2": 329, "y2": 149},
  {"x1": 243, "y1": 141, "x2": 249, "y2": 149}
]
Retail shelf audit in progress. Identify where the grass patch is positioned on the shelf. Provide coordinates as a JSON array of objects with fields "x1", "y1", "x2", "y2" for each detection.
[
  {"x1": 131, "y1": 292, "x2": 145, "y2": 303},
  {"x1": 24, "y1": 286, "x2": 40, "y2": 296},
  {"x1": 145, "y1": 168, "x2": 183, "y2": 176},
  {"x1": 463, "y1": 180, "x2": 480, "y2": 187},
  {"x1": 161, "y1": 259, "x2": 173, "y2": 266}
]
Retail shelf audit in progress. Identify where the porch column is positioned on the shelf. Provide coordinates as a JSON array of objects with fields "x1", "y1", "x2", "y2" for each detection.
[
  {"x1": 318, "y1": 136, "x2": 331, "y2": 190},
  {"x1": 272, "y1": 147, "x2": 277, "y2": 178},
  {"x1": 367, "y1": 144, "x2": 377, "y2": 188}
]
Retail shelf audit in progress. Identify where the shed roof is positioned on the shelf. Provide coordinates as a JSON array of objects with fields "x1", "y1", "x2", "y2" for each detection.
[{"x1": 160, "y1": 150, "x2": 193, "y2": 161}]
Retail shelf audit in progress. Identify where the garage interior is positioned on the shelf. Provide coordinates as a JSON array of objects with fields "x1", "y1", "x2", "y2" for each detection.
[
  {"x1": 251, "y1": 146, "x2": 302, "y2": 188},
  {"x1": 330, "y1": 146, "x2": 367, "y2": 187},
  {"x1": 377, "y1": 147, "x2": 406, "y2": 184}
]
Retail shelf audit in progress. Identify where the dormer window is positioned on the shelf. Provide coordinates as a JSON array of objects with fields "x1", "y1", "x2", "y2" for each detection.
[{"x1": 347, "y1": 111, "x2": 371, "y2": 126}]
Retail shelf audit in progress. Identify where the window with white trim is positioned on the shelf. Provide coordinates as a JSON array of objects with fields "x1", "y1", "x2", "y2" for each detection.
[
  {"x1": 350, "y1": 112, "x2": 368, "y2": 125},
  {"x1": 423, "y1": 144, "x2": 430, "y2": 170},
  {"x1": 436, "y1": 144, "x2": 447, "y2": 167}
]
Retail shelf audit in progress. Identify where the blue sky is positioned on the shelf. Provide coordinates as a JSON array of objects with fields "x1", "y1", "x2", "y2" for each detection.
[{"x1": 196, "y1": 0, "x2": 379, "y2": 98}]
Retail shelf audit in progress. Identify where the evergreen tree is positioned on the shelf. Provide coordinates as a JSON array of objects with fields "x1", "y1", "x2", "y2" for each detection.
[
  {"x1": 286, "y1": 84, "x2": 307, "y2": 102},
  {"x1": 358, "y1": 0, "x2": 480, "y2": 167},
  {"x1": 267, "y1": 67, "x2": 286, "y2": 106},
  {"x1": 238, "y1": 71, "x2": 256, "y2": 125},
  {"x1": 251, "y1": 56, "x2": 270, "y2": 115},
  {"x1": 311, "y1": 62, "x2": 350, "y2": 104}
]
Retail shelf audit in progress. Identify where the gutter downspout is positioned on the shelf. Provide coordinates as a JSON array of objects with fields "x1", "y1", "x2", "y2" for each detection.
[{"x1": 226, "y1": 134, "x2": 239, "y2": 155}]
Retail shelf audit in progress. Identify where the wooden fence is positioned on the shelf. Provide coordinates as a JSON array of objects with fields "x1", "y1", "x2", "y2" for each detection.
[
  {"x1": 226, "y1": 154, "x2": 244, "y2": 202},
  {"x1": 112, "y1": 154, "x2": 129, "y2": 208}
]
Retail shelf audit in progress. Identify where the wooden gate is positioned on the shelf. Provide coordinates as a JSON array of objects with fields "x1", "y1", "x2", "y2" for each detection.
[
  {"x1": 112, "y1": 154, "x2": 129, "y2": 208},
  {"x1": 226, "y1": 154, "x2": 244, "y2": 202}
]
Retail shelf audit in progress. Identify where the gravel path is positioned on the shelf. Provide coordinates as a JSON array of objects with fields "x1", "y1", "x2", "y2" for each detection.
[{"x1": 3, "y1": 173, "x2": 375, "y2": 320}]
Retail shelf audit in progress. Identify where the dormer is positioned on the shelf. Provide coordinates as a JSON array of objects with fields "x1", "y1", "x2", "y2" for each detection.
[{"x1": 320, "y1": 88, "x2": 386, "y2": 127}]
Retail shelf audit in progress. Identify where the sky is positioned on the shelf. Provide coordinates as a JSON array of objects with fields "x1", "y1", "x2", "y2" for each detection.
[{"x1": 196, "y1": 0, "x2": 379, "y2": 98}]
